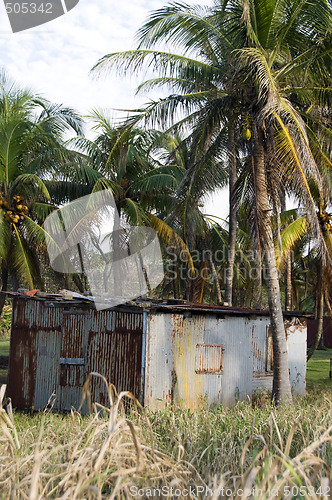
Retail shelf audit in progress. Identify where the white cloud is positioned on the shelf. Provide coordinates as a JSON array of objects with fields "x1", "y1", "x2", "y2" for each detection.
[
  {"x1": 0, "y1": 0, "x2": 226, "y2": 217},
  {"x1": 0, "y1": 0, "x2": 212, "y2": 118}
]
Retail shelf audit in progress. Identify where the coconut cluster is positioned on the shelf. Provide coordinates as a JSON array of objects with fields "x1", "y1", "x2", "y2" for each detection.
[
  {"x1": 0, "y1": 195, "x2": 28, "y2": 224},
  {"x1": 319, "y1": 210, "x2": 332, "y2": 232}
]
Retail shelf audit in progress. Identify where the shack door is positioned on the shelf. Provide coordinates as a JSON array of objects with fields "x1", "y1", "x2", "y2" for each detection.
[
  {"x1": 87, "y1": 310, "x2": 144, "y2": 407},
  {"x1": 58, "y1": 310, "x2": 89, "y2": 411}
]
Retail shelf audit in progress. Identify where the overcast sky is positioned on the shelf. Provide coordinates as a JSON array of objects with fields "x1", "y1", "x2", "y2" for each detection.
[
  {"x1": 0, "y1": 0, "x2": 215, "y2": 118},
  {"x1": 0, "y1": 0, "x2": 226, "y2": 217}
]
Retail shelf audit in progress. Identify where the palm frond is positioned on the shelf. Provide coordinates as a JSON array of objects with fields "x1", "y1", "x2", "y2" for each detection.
[
  {"x1": 280, "y1": 215, "x2": 308, "y2": 256},
  {"x1": 11, "y1": 224, "x2": 37, "y2": 288},
  {"x1": 148, "y1": 213, "x2": 194, "y2": 273}
]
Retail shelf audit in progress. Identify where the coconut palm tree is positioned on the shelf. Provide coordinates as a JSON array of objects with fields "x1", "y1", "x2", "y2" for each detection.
[
  {"x1": 92, "y1": 0, "x2": 331, "y2": 403},
  {"x1": 0, "y1": 71, "x2": 83, "y2": 315},
  {"x1": 69, "y1": 113, "x2": 196, "y2": 295},
  {"x1": 279, "y1": 195, "x2": 332, "y2": 360},
  {"x1": 156, "y1": 131, "x2": 228, "y2": 302}
]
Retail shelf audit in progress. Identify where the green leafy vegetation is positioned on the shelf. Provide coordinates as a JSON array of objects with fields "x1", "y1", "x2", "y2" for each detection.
[
  {"x1": 0, "y1": 9, "x2": 331, "y2": 495},
  {"x1": 93, "y1": 0, "x2": 331, "y2": 402},
  {"x1": 0, "y1": 305, "x2": 11, "y2": 338}
]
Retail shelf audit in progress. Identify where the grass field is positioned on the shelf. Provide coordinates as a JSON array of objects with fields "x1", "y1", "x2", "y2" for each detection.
[
  {"x1": 0, "y1": 383, "x2": 331, "y2": 498},
  {"x1": 306, "y1": 348, "x2": 332, "y2": 389},
  {"x1": 0, "y1": 327, "x2": 331, "y2": 497},
  {"x1": 0, "y1": 338, "x2": 9, "y2": 357}
]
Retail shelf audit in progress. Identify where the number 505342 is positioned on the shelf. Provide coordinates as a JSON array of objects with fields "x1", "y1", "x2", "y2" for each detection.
[{"x1": 5, "y1": 3, "x2": 53, "y2": 14}]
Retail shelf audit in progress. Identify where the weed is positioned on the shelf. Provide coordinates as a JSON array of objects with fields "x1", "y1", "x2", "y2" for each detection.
[
  {"x1": 0, "y1": 379, "x2": 332, "y2": 498},
  {"x1": 0, "y1": 305, "x2": 11, "y2": 338}
]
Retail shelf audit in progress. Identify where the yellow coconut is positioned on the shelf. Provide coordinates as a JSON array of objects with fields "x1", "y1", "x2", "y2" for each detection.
[{"x1": 242, "y1": 128, "x2": 251, "y2": 141}]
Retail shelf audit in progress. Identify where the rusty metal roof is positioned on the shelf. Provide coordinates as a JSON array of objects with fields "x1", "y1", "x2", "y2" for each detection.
[
  {"x1": 149, "y1": 302, "x2": 311, "y2": 318},
  {"x1": 1, "y1": 291, "x2": 311, "y2": 318}
]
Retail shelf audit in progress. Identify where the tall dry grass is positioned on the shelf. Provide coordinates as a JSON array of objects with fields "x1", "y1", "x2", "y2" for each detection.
[{"x1": 0, "y1": 375, "x2": 331, "y2": 499}]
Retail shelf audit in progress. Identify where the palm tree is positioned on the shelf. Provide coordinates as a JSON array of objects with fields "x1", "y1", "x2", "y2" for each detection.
[
  {"x1": 93, "y1": 0, "x2": 331, "y2": 403},
  {"x1": 69, "y1": 113, "x2": 196, "y2": 295},
  {"x1": 156, "y1": 131, "x2": 228, "y2": 302},
  {"x1": 279, "y1": 196, "x2": 332, "y2": 360},
  {"x1": 0, "y1": 71, "x2": 83, "y2": 315}
]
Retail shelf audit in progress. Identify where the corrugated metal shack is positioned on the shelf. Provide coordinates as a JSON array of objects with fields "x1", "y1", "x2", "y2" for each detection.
[{"x1": 6, "y1": 293, "x2": 308, "y2": 411}]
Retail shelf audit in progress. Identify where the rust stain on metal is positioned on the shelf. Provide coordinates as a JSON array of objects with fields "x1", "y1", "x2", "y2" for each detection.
[
  {"x1": 6, "y1": 296, "x2": 308, "y2": 411},
  {"x1": 8, "y1": 324, "x2": 36, "y2": 408},
  {"x1": 172, "y1": 314, "x2": 184, "y2": 338},
  {"x1": 252, "y1": 340, "x2": 265, "y2": 372},
  {"x1": 60, "y1": 312, "x2": 86, "y2": 359},
  {"x1": 8, "y1": 299, "x2": 144, "y2": 412},
  {"x1": 8, "y1": 298, "x2": 63, "y2": 408},
  {"x1": 195, "y1": 344, "x2": 224, "y2": 373},
  {"x1": 284, "y1": 317, "x2": 306, "y2": 333},
  {"x1": 87, "y1": 310, "x2": 143, "y2": 406}
]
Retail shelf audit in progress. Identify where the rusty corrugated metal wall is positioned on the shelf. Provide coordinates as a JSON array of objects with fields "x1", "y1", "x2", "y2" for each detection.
[
  {"x1": 7, "y1": 298, "x2": 307, "y2": 412},
  {"x1": 8, "y1": 299, "x2": 63, "y2": 409},
  {"x1": 8, "y1": 298, "x2": 144, "y2": 411},
  {"x1": 145, "y1": 312, "x2": 306, "y2": 409},
  {"x1": 145, "y1": 313, "x2": 261, "y2": 409}
]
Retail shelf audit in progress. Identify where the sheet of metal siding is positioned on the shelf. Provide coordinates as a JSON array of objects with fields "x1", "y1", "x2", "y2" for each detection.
[
  {"x1": 34, "y1": 328, "x2": 62, "y2": 409},
  {"x1": 251, "y1": 317, "x2": 273, "y2": 393},
  {"x1": 25, "y1": 300, "x2": 63, "y2": 410},
  {"x1": 285, "y1": 317, "x2": 306, "y2": 395},
  {"x1": 252, "y1": 320, "x2": 269, "y2": 373},
  {"x1": 251, "y1": 317, "x2": 272, "y2": 370},
  {"x1": 8, "y1": 299, "x2": 62, "y2": 409},
  {"x1": 173, "y1": 315, "x2": 205, "y2": 409},
  {"x1": 201, "y1": 317, "x2": 224, "y2": 405},
  {"x1": 58, "y1": 311, "x2": 89, "y2": 411},
  {"x1": 251, "y1": 318, "x2": 307, "y2": 396},
  {"x1": 204, "y1": 316, "x2": 254, "y2": 406},
  {"x1": 144, "y1": 312, "x2": 174, "y2": 408},
  {"x1": 195, "y1": 344, "x2": 224, "y2": 373},
  {"x1": 147, "y1": 313, "x2": 257, "y2": 408},
  {"x1": 252, "y1": 374, "x2": 273, "y2": 392},
  {"x1": 87, "y1": 310, "x2": 143, "y2": 407}
]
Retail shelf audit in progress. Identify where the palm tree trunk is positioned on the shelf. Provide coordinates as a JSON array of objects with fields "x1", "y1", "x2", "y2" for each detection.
[
  {"x1": 225, "y1": 124, "x2": 237, "y2": 306},
  {"x1": 285, "y1": 252, "x2": 292, "y2": 311},
  {"x1": 138, "y1": 251, "x2": 152, "y2": 296},
  {"x1": 172, "y1": 266, "x2": 179, "y2": 299},
  {"x1": 307, "y1": 284, "x2": 324, "y2": 360},
  {"x1": 280, "y1": 192, "x2": 292, "y2": 311},
  {"x1": 72, "y1": 274, "x2": 85, "y2": 293},
  {"x1": 253, "y1": 126, "x2": 292, "y2": 404},
  {"x1": 207, "y1": 249, "x2": 222, "y2": 304},
  {"x1": 325, "y1": 289, "x2": 332, "y2": 316},
  {"x1": 0, "y1": 263, "x2": 9, "y2": 318},
  {"x1": 112, "y1": 204, "x2": 123, "y2": 296},
  {"x1": 254, "y1": 230, "x2": 263, "y2": 309}
]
